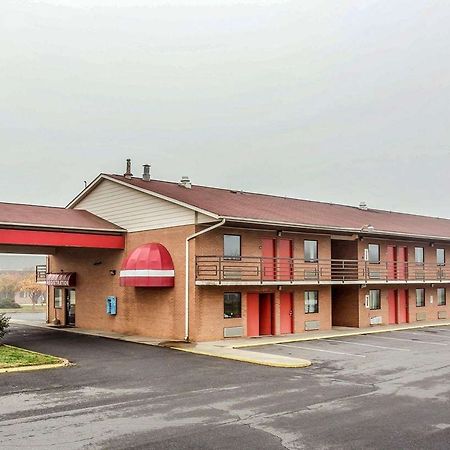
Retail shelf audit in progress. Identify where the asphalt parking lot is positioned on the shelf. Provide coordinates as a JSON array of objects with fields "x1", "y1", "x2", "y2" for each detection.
[
  {"x1": 246, "y1": 327, "x2": 450, "y2": 369},
  {"x1": 1, "y1": 324, "x2": 450, "y2": 449}
]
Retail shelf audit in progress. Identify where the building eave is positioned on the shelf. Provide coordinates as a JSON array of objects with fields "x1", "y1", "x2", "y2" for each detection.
[{"x1": 221, "y1": 216, "x2": 450, "y2": 242}]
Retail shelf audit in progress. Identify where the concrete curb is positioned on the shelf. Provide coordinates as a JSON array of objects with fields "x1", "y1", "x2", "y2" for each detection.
[
  {"x1": 0, "y1": 345, "x2": 71, "y2": 374},
  {"x1": 170, "y1": 345, "x2": 311, "y2": 368}
]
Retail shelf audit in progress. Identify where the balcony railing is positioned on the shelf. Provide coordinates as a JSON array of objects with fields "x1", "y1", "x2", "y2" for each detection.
[{"x1": 195, "y1": 256, "x2": 450, "y2": 285}]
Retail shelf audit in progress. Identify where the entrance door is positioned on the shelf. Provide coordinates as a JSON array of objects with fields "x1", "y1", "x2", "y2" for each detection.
[
  {"x1": 247, "y1": 293, "x2": 275, "y2": 336},
  {"x1": 259, "y1": 294, "x2": 273, "y2": 335},
  {"x1": 397, "y1": 289, "x2": 408, "y2": 323},
  {"x1": 388, "y1": 290, "x2": 397, "y2": 325},
  {"x1": 387, "y1": 246, "x2": 397, "y2": 280},
  {"x1": 247, "y1": 293, "x2": 259, "y2": 337},
  {"x1": 280, "y1": 292, "x2": 294, "y2": 334},
  {"x1": 278, "y1": 239, "x2": 293, "y2": 281},
  {"x1": 262, "y1": 239, "x2": 276, "y2": 280},
  {"x1": 397, "y1": 247, "x2": 408, "y2": 280},
  {"x1": 66, "y1": 289, "x2": 76, "y2": 326}
]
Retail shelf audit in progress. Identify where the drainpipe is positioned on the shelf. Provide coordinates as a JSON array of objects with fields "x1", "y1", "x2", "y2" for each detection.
[{"x1": 185, "y1": 218, "x2": 226, "y2": 342}]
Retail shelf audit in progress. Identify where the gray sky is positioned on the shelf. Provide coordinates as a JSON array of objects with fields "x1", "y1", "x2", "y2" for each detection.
[{"x1": 1, "y1": 0, "x2": 449, "y2": 218}]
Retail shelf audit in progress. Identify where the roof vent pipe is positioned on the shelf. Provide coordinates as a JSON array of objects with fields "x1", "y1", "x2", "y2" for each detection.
[
  {"x1": 142, "y1": 164, "x2": 151, "y2": 181},
  {"x1": 179, "y1": 176, "x2": 192, "y2": 189},
  {"x1": 124, "y1": 159, "x2": 133, "y2": 179},
  {"x1": 359, "y1": 201, "x2": 368, "y2": 210}
]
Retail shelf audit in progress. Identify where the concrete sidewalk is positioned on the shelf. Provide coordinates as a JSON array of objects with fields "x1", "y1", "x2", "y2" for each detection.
[{"x1": 10, "y1": 318, "x2": 450, "y2": 369}]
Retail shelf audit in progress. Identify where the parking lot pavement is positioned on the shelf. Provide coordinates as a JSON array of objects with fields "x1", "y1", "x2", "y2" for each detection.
[
  {"x1": 1, "y1": 324, "x2": 450, "y2": 450},
  {"x1": 246, "y1": 326, "x2": 450, "y2": 371}
]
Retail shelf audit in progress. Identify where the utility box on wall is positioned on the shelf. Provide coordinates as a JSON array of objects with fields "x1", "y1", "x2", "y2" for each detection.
[{"x1": 106, "y1": 296, "x2": 117, "y2": 315}]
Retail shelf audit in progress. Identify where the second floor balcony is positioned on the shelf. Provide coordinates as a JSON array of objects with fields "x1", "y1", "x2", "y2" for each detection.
[{"x1": 195, "y1": 256, "x2": 450, "y2": 286}]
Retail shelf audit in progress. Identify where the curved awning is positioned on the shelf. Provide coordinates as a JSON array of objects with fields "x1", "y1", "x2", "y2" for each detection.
[
  {"x1": 46, "y1": 272, "x2": 77, "y2": 287},
  {"x1": 120, "y1": 243, "x2": 175, "y2": 287}
]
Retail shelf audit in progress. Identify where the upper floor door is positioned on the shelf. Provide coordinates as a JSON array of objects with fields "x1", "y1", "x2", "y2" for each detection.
[{"x1": 262, "y1": 238, "x2": 293, "y2": 281}]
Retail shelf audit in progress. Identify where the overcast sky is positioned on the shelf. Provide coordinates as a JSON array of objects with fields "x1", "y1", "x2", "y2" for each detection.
[{"x1": 1, "y1": 0, "x2": 449, "y2": 218}]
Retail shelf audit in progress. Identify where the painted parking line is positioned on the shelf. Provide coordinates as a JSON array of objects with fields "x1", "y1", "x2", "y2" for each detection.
[
  {"x1": 373, "y1": 335, "x2": 448, "y2": 346},
  {"x1": 276, "y1": 343, "x2": 366, "y2": 358},
  {"x1": 330, "y1": 339, "x2": 410, "y2": 352},
  {"x1": 399, "y1": 331, "x2": 450, "y2": 340}
]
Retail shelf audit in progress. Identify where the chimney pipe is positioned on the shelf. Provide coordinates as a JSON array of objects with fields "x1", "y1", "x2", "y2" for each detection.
[
  {"x1": 142, "y1": 164, "x2": 151, "y2": 181},
  {"x1": 124, "y1": 159, "x2": 133, "y2": 179},
  {"x1": 179, "y1": 176, "x2": 192, "y2": 189}
]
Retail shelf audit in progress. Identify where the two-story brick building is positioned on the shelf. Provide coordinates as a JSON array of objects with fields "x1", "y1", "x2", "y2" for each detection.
[{"x1": 39, "y1": 162, "x2": 450, "y2": 341}]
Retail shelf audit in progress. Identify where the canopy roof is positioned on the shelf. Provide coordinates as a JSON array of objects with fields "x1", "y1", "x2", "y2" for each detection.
[{"x1": 120, "y1": 243, "x2": 175, "y2": 287}]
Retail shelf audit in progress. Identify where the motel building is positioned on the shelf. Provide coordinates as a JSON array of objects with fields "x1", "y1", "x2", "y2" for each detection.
[{"x1": 1, "y1": 160, "x2": 450, "y2": 342}]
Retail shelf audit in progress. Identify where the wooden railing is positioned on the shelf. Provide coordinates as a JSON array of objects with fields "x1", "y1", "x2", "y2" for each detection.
[{"x1": 195, "y1": 256, "x2": 450, "y2": 284}]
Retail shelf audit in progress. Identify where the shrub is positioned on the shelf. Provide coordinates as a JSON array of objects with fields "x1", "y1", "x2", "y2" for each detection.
[
  {"x1": 0, "y1": 299, "x2": 21, "y2": 309},
  {"x1": 0, "y1": 313, "x2": 10, "y2": 340}
]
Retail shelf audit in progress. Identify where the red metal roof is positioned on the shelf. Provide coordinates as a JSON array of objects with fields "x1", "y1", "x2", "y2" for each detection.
[
  {"x1": 0, "y1": 202, "x2": 124, "y2": 233},
  {"x1": 107, "y1": 174, "x2": 450, "y2": 240}
]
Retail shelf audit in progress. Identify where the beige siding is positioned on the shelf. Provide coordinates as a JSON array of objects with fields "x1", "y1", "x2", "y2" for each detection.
[{"x1": 75, "y1": 179, "x2": 213, "y2": 232}]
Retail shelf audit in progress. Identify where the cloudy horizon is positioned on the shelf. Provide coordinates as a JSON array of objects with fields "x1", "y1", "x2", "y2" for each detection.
[{"x1": 1, "y1": 0, "x2": 449, "y2": 218}]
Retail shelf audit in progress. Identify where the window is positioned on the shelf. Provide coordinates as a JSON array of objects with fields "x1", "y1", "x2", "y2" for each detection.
[
  {"x1": 415, "y1": 247, "x2": 424, "y2": 264},
  {"x1": 368, "y1": 244, "x2": 380, "y2": 264},
  {"x1": 224, "y1": 293, "x2": 241, "y2": 318},
  {"x1": 437, "y1": 248, "x2": 445, "y2": 266},
  {"x1": 54, "y1": 288, "x2": 63, "y2": 309},
  {"x1": 304, "y1": 291, "x2": 319, "y2": 314},
  {"x1": 304, "y1": 240, "x2": 318, "y2": 262},
  {"x1": 224, "y1": 235, "x2": 241, "y2": 259},
  {"x1": 416, "y1": 288, "x2": 425, "y2": 307},
  {"x1": 369, "y1": 290, "x2": 381, "y2": 310},
  {"x1": 437, "y1": 288, "x2": 446, "y2": 306}
]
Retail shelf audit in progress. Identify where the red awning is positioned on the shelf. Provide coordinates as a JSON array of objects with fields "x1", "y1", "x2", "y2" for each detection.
[
  {"x1": 46, "y1": 272, "x2": 77, "y2": 287},
  {"x1": 120, "y1": 243, "x2": 175, "y2": 287}
]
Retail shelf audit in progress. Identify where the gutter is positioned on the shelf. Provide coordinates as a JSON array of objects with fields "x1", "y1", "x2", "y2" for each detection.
[{"x1": 185, "y1": 218, "x2": 226, "y2": 342}]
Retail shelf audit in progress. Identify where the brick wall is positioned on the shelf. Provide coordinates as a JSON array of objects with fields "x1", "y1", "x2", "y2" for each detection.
[
  {"x1": 194, "y1": 285, "x2": 332, "y2": 341},
  {"x1": 48, "y1": 224, "x2": 195, "y2": 340}
]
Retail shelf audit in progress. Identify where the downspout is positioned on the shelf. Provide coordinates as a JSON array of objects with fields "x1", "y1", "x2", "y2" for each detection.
[
  {"x1": 185, "y1": 218, "x2": 226, "y2": 342},
  {"x1": 46, "y1": 255, "x2": 50, "y2": 324}
]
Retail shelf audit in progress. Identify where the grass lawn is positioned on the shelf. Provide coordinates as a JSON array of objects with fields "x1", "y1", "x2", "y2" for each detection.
[{"x1": 0, "y1": 344, "x2": 62, "y2": 369}]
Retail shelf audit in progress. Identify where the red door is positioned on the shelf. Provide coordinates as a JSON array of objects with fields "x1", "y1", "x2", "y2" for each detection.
[
  {"x1": 247, "y1": 293, "x2": 260, "y2": 337},
  {"x1": 388, "y1": 290, "x2": 397, "y2": 324},
  {"x1": 280, "y1": 292, "x2": 294, "y2": 334},
  {"x1": 387, "y1": 246, "x2": 397, "y2": 280},
  {"x1": 397, "y1": 289, "x2": 408, "y2": 323},
  {"x1": 397, "y1": 247, "x2": 408, "y2": 280},
  {"x1": 262, "y1": 239, "x2": 276, "y2": 280},
  {"x1": 259, "y1": 294, "x2": 273, "y2": 335},
  {"x1": 278, "y1": 239, "x2": 293, "y2": 281}
]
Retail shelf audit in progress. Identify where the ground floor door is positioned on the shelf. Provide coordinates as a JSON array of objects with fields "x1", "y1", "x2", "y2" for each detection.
[
  {"x1": 388, "y1": 289, "x2": 408, "y2": 325},
  {"x1": 66, "y1": 289, "x2": 76, "y2": 326},
  {"x1": 247, "y1": 293, "x2": 275, "y2": 336},
  {"x1": 388, "y1": 290, "x2": 397, "y2": 324},
  {"x1": 280, "y1": 292, "x2": 294, "y2": 334},
  {"x1": 397, "y1": 289, "x2": 408, "y2": 323}
]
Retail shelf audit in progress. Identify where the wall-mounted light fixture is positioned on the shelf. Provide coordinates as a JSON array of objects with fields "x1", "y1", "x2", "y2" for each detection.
[
  {"x1": 109, "y1": 269, "x2": 117, "y2": 276},
  {"x1": 93, "y1": 260, "x2": 102, "y2": 266}
]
